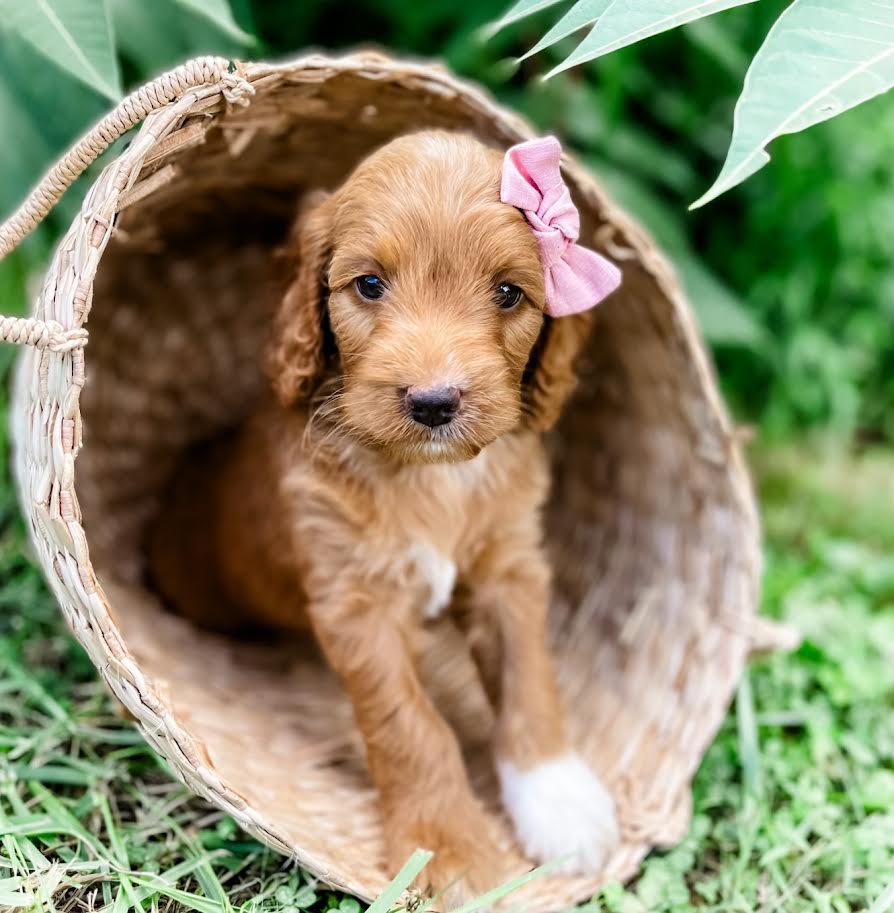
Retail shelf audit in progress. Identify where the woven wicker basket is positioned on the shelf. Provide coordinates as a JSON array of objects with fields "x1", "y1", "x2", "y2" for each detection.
[{"x1": 0, "y1": 52, "x2": 796, "y2": 911}]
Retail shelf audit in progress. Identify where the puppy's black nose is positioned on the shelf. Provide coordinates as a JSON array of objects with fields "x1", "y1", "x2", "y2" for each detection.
[{"x1": 405, "y1": 386, "x2": 461, "y2": 428}]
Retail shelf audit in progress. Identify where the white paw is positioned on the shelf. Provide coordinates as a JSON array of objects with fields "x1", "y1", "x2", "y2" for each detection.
[{"x1": 498, "y1": 752, "x2": 619, "y2": 875}]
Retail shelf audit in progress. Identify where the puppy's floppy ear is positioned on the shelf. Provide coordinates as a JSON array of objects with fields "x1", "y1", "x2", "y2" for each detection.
[
  {"x1": 266, "y1": 191, "x2": 333, "y2": 407},
  {"x1": 521, "y1": 311, "x2": 594, "y2": 432}
]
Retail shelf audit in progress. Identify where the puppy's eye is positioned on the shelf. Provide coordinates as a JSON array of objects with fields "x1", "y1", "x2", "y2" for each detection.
[
  {"x1": 355, "y1": 274, "x2": 386, "y2": 301},
  {"x1": 495, "y1": 282, "x2": 523, "y2": 311}
]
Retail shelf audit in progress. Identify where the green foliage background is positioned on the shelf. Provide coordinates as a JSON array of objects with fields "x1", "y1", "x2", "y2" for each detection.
[{"x1": 1, "y1": 0, "x2": 892, "y2": 444}]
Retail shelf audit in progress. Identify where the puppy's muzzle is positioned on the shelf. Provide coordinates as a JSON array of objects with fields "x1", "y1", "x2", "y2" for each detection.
[{"x1": 404, "y1": 385, "x2": 461, "y2": 428}]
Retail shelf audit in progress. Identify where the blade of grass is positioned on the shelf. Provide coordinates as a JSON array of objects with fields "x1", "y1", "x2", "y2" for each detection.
[
  {"x1": 96, "y1": 792, "x2": 129, "y2": 870},
  {"x1": 11, "y1": 764, "x2": 97, "y2": 786},
  {"x1": 868, "y1": 880, "x2": 894, "y2": 913},
  {"x1": 29, "y1": 782, "x2": 113, "y2": 862},
  {"x1": 109, "y1": 883, "x2": 134, "y2": 913},
  {"x1": 736, "y1": 671, "x2": 761, "y2": 797},
  {"x1": 450, "y1": 858, "x2": 569, "y2": 913},
  {"x1": 0, "y1": 887, "x2": 32, "y2": 906},
  {"x1": 365, "y1": 848, "x2": 433, "y2": 913},
  {"x1": 123, "y1": 854, "x2": 236, "y2": 908},
  {"x1": 0, "y1": 644, "x2": 71, "y2": 723},
  {"x1": 127, "y1": 875, "x2": 227, "y2": 913}
]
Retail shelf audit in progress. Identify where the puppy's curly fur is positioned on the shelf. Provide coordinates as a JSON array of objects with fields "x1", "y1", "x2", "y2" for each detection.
[{"x1": 149, "y1": 131, "x2": 618, "y2": 906}]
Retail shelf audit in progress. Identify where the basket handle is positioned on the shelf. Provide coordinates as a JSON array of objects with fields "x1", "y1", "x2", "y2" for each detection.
[{"x1": 0, "y1": 55, "x2": 254, "y2": 350}]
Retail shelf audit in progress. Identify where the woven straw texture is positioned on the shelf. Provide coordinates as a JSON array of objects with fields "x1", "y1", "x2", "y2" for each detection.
[{"x1": 1, "y1": 52, "x2": 795, "y2": 911}]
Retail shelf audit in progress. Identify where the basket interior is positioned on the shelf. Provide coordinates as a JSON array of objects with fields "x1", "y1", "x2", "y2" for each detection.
[{"x1": 70, "y1": 62, "x2": 759, "y2": 908}]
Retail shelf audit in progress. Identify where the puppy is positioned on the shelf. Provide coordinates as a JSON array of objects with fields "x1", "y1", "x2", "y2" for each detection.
[{"x1": 149, "y1": 130, "x2": 621, "y2": 904}]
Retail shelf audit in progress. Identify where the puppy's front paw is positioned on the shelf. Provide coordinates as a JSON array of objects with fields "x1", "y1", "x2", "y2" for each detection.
[
  {"x1": 386, "y1": 804, "x2": 510, "y2": 911},
  {"x1": 498, "y1": 752, "x2": 619, "y2": 875},
  {"x1": 417, "y1": 843, "x2": 505, "y2": 912}
]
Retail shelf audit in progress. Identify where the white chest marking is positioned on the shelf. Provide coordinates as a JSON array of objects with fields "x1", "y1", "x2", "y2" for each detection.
[{"x1": 408, "y1": 543, "x2": 457, "y2": 619}]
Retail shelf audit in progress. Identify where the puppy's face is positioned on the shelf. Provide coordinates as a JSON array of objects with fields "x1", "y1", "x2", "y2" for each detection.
[{"x1": 322, "y1": 133, "x2": 546, "y2": 464}]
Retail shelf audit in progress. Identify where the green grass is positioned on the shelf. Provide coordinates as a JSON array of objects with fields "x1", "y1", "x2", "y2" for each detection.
[{"x1": 1, "y1": 428, "x2": 893, "y2": 911}]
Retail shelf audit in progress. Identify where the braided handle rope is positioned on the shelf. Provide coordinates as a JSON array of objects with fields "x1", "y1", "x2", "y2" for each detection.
[
  {"x1": 0, "y1": 316, "x2": 89, "y2": 353},
  {"x1": 0, "y1": 56, "x2": 255, "y2": 351}
]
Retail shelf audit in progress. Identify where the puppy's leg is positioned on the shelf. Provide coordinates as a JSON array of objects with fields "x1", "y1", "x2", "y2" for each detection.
[
  {"x1": 306, "y1": 581, "x2": 507, "y2": 907},
  {"x1": 453, "y1": 588, "x2": 502, "y2": 710},
  {"x1": 468, "y1": 538, "x2": 619, "y2": 875}
]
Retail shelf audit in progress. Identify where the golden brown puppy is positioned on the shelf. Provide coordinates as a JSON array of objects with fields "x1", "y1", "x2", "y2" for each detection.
[{"x1": 149, "y1": 131, "x2": 618, "y2": 905}]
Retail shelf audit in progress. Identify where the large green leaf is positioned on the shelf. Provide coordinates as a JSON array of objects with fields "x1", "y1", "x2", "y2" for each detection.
[
  {"x1": 693, "y1": 0, "x2": 894, "y2": 207},
  {"x1": 111, "y1": 0, "x2": 248, "y2": 76},
  {"x1": 169, "y1": 0, "x2": 253, "y2": 43},
  {"x1": 0, "y1": 0, "x2": 120, "y2": 100},
  {"x1": 0, "y1": 80, "x2": 54, "y2": 220},
  {"x1": 482, "y1": 0, "x2": 567, "y2": 37},
  {"x1": 0, "y1": 34, "x2": 108, "y2": 224},
  {"x1": 545, "y1": 0, "x2": 758, "y2": 78},
  {"x1": 682, "y1": 16, "x2": 749, "y2": 78},
  {"x1": 520, "y1": 0, "x2": 613, "y2": 61}
]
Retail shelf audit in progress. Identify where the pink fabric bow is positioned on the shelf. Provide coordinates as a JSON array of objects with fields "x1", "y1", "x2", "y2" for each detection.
[{"x1": 501, "y1": 136, "x2": 621, "y2": 317}]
